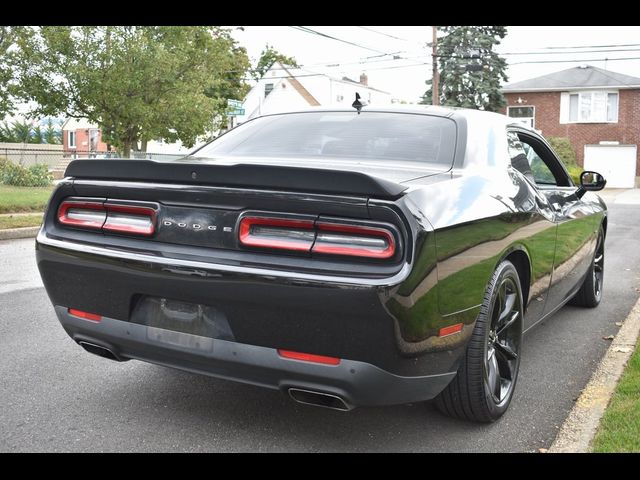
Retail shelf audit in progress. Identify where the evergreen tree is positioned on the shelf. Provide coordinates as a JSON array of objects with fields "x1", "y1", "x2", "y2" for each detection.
[{"x1": 421, "y1": 26, "x2": 508, "y2": 112}]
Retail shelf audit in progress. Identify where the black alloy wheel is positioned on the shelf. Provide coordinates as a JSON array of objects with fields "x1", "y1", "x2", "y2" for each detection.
[{"x1": 435, "y1": 260, "x2": 524, "y2": 422}]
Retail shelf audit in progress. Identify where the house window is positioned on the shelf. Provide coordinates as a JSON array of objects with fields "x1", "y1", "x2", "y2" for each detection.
[
  {"x1": 264, "y1": 83, "x2": 274, "y2": 97},
  {"x1": 569, "y1": 91, "x2": 618, "y2": 123},
  {"x1": 507, "y1": 106, "x2": 535, "y2": 128},
  {"x1": 68, "y1": 131, "x2": 76, "y2": 149}
]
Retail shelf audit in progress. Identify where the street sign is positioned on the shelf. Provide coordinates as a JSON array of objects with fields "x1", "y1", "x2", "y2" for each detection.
[
  {"x1": 227, "y1": 99, "x2": 243, "y2": 108},
  {"x1": 228, "y1": 108, "x2": 245, "y2": 116}
]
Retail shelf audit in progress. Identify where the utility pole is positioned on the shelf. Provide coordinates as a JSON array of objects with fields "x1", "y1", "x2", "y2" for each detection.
[{"x1": 431, "y1": 25, "x2": 439, "y2": 106}]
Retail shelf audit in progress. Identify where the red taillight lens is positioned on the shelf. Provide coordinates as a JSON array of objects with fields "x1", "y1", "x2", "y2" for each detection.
[
  {"x1": 57, "y1": 200, "x2": 156, "y2": 236},
  {"x1": 239, "y1": 216, "x2": 315, "y2": 251},
  {"x1": 238, "y1": 215, "x2": 397, "y2": 260},
  {"x1": 278, "y1": 349, "x2": 341, "y2": 365},
  {"x1": 68, "y1": 308, "x2": 102, "y2": 322},
  {"x1": 57, "y1": 201, "x2": 106, "y2": 230},
  {"x1": 103, "y1": 204, "x2": 156, "y2": 236},
  {"x1": 312, "y1": 222, "x2": 396, "y2": 259}
]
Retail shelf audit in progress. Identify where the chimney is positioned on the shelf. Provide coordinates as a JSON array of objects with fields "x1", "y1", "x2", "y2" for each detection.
[{"x1": 360, "y1": 73, "x2": 368, "y2": 86}]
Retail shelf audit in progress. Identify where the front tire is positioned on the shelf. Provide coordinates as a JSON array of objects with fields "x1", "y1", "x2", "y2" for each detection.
[{"x1": 435, "y1": 260, "x2": 524, "y2": 423}]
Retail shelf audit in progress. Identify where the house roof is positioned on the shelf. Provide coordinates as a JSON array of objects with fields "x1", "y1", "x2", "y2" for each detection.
[
  {"x1": 503, "y1": 65, "x2": 640, "y2": 92},
  {"x1": 280, "y1": 64, "x2": 320, "y2": 106}
]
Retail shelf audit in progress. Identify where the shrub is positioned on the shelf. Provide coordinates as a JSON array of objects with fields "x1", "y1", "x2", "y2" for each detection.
[
  {"x1": 1, "y1": 162, "x2": 53, "y2": 187},
  {"x1": 547, "y1": 137, "x2": 578, "y2": 167},
  {"x1": 566, "y1": 165, "x2": 582, "y2": 185}
]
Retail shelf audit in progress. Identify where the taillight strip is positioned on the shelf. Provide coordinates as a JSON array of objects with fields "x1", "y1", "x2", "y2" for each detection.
[
  {"x1": 312, "y1": 222, "x2": 396, "y2": 259},
  {"x1": 57, "y1": 201, "x2": 106, "y2": 230},
  {"x1": 103, "y1": 204, "x2": 157, "y2": 236},
  {"x1": 239, "y1": 216, "x2": 315, "y2": 251},
  {"x1": 57, "y1": 199, "x2": 157, "y2": 236}
]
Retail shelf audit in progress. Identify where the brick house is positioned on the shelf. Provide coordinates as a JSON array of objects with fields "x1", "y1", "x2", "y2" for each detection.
[
  {"x1": 61, "y1": 118, "x2": 111, "y2": 155},
  {"x1": 502, "y1": 65, "x2": 640, "y2": 188}
]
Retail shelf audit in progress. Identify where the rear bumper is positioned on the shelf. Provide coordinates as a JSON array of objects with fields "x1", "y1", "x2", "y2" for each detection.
[{"x1": 56, "y1": 307, "x2": 456, "y2": 407}]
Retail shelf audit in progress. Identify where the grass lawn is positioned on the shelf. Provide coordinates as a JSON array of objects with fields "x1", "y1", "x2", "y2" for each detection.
[
  {"x1": 591, "y1": 342, "x2": 640, "y2": 452},
  {"x1": 0, "y1": 184, "x2": 54, "y2": 213},
  {"x1": 0, "y1": 213, "x2": 43, "y2": 229}
]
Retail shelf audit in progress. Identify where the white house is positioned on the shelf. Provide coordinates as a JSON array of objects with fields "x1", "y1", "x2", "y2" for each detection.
[{"x1": 235, "y1": 62, "x2": 392, "y2": 125}]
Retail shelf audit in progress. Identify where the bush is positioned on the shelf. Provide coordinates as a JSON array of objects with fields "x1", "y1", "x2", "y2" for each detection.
[
  {"x1": 548, "y1": 137, "x2": 578, "y2": 167},
  {"x1": 1, "y1": 162, "x2": 53, "y2": 187},
  {"x1": 566, "y1": 165, "x2": 582, "y2": 185}
]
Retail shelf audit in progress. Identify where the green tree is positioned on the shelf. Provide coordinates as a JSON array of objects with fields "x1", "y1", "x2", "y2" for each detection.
[
  {"x1": 0, "y1": 26, "x2": 22, "y2": 117},
  {"x1": 421, "y1": 26, "x2": 508, "y2": 112},
  {"x1": 11, "y1": 120, "x2": 32, "y2": 143},
  {"x1": 43, "y1": 118, "x2": 62, "y2": 144},
  {"x1": 13, "y1": 26, "x2": 250, "y2": 157},
  {"x1": 252, "y1": 44, "x2": 298, "y2": 81}
]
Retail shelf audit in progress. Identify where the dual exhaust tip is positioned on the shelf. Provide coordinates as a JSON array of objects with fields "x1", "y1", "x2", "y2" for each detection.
[{"x1": 288, "y1": 388, "x2": 352, "y2": 412}]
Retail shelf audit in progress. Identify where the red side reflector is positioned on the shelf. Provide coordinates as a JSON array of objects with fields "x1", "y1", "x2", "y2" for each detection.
[
  {"x1": 439, "y1": 323, "x2": 463, "y2": 337},
  {"x1": 278, "y1": 349, "x2": 341, "y2": 365},
  {"x1": 68, "y1": 308, "x2": 102, "y2": 322}
]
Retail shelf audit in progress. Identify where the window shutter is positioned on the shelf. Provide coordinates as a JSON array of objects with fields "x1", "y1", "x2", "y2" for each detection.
[{"x1": 559, "y1": 92, "x2": 570, "y2": 124}]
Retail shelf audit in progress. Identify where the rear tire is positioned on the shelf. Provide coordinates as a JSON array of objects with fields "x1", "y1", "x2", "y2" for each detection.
[
  {"x1": 434, "y1": 260, "x2": 524, "y2": 423},
  {"x1": 569, "y1": 227, "x2": 604, "y2": 308}
]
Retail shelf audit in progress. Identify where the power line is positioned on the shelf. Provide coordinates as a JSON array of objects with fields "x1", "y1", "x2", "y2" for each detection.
[
  {"x1": 498, "y1": 47, "x2": 640, "y2": 56},
  {"x1": 538, "y1": 43, "x2": 640, "y2": 50},
  {"x1": 288, "y1": 26, "x2": 393, "y2": 56},
  {"x1": 510, "y1": 56, "x2": 640, "y2": 65},
  {"x1": 355, "y1": 26, "x2": 411, "y2": 42}
]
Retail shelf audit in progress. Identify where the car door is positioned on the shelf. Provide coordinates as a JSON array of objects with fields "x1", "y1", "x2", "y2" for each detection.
[{"x1": 512, "y1": 128, "x2": 600, "y2": 317}]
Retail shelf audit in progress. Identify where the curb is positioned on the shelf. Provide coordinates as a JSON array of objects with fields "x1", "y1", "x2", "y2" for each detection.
[
  {"x1": 549, "y1": 295, "x2": 640, "y2": 453},
  {"x1": 0, "y1": 226, "x2": 40, "y2": 241}
]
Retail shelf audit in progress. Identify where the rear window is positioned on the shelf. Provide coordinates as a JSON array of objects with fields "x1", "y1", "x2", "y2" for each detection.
[{"x1": 193, "y1": 111, "x2": 456, "y2": 167}]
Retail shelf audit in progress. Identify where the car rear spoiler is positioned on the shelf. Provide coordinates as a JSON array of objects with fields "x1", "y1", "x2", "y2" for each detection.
[{"x1": 65, "y1": 159, "x2": 408, "y2": 199}]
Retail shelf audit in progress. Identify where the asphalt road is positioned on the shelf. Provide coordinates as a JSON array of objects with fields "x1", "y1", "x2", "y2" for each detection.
[{"x1": 1, "y1": 191, "x2": 639, "y2": 452}]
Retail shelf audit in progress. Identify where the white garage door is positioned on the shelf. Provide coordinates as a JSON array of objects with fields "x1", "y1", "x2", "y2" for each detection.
[{"x1": 584, "y1": 144, "x2": 637, "y2": 189}]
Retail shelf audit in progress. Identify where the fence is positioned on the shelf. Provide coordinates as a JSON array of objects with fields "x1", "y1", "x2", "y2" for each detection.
[{"x1": 0, "y1": 147, "x2": 188, "y2": 170}]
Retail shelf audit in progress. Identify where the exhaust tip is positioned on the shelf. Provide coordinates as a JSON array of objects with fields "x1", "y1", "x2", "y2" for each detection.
[
  {"x1": 288, "y1": 388, "x2": 352, "y2": 411},
  {"x1": 77, "y1": 341, "x2": 123, "y2": 362}
]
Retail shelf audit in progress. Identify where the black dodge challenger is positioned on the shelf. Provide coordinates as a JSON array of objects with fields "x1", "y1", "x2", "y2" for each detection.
[{"x1": 36, "y1": 106, "x2": 607, "y2": 422}]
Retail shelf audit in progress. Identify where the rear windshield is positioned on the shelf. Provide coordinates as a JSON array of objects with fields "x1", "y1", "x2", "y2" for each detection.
[{"x1": 193, "y1": 111, "x2": 456, "y2": 167}]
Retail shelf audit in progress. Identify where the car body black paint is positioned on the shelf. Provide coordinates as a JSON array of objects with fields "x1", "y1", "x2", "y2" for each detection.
[{"x1": 36, "y1": 106, "x2": 607, "y2": 407}]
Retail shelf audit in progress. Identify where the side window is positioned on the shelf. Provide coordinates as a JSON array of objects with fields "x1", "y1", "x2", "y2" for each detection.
[
  {"x1": 507, "y1": 130, "x2": 572, "y2": 188},
  {"x1": 521, "y1": 142, "x2": 557, "y2": 185},
  {"x1": 507, "y1": 131, "x2": 535, "y2": 183}
]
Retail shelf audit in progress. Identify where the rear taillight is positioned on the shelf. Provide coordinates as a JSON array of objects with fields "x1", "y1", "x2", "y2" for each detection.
[
  {"x1": 102, "y1": 204, "x2": 156, "y2": 236},
  {"x1": 238, "y1": 215, "x2": 397, "y2": 260},
  {"x1": 57, "y1": 201, "x2": 106, "y2": 230},
  {"x1": 57, "y1": 199, "x2": 156, "y2": 236},
  {"x1": 239, "y1": 216, "x2": 315, "y2": 251},
  {"x1": 312, "y1": 222, "x2": 396, "y2": 259}
]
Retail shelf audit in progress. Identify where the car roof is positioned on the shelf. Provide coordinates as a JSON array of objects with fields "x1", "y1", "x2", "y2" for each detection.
[{"x1": 254, "y1": 105, "x2": 535, "y2": 132}]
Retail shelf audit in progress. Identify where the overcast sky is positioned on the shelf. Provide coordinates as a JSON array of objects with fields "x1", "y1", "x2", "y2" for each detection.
[{"x1": 230, "y1": 26, "x2": 640, "y2": 103}]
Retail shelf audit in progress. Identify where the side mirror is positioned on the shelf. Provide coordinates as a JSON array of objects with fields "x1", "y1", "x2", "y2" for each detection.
[{"x1": 576, "y1": 170, "x2": 606, "y2": 198}]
